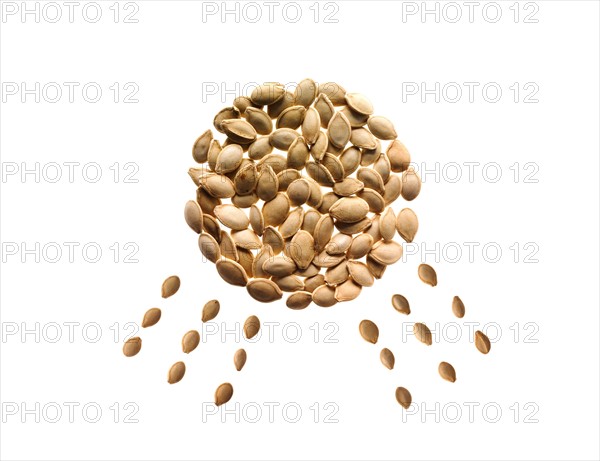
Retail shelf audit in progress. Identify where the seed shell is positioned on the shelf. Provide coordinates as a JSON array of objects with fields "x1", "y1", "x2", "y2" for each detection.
[
  {"x1": 438, "y1": 362, "x2": 456, "y2": 382},
  {"x1": 182, "y1": 330, "x2": 200, "y2": 354},
  {"x1": 359, "y1": 319, "x2": 379, "y2": 344},
  {"x1": 123, "y1": 337, "x2": 142, "y2": 357},
  {"x1": 202, "y1": 299, "x2": 220, "y2": 322},
  {"x1": 244, "y1": 315, "x2": 260, "y2": 339},
  {"x1": 475, "y1": 330, "x2": 491, "y2": 354},
  {"x1": 161, "y1": 275, "x2": 181, "y2": 298},
  {"x1": 380, "y1": 348, "x2": 395, "y2": 370},
  {"x1": 234, "y1": 349, "x2": 247, "y2": 371},
  {"x1": 215, "y1": 382, "x2": 234, "y2": 406},
  {"x1": 418, "y1": 264, "x2": 437, "y2": 287},
  {"x1": 142, "y1": 308, "x2": 161, "y2": 328}
]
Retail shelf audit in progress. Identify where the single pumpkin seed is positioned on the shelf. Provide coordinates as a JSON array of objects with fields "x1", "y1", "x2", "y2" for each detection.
[
  {"x1": 215, "y1": 382, "x2": 234, "y2": 406},
  {"x1": 348, "y1": 233, "x2": 374, "y2": 259},
  {"x1": 366, "y1": 255, "x2": 387, "y2": 279},
  {"x1": 277, "y1": 105, "x2": 306, "y2": 129},
  {"x1": 360, "y1": 139, "x2": 381, "y2": 166},
  {"x1": 321, "y1": 153, "x2": 345, "y2": 182},
  {"x1": 379, "y1": 207, "x2": 396, "y2": 241},
  {"x1": 317, "y1": 191, "x2": 340, "y2": 214},
  {"x1": 302, "y1": 209, "x2": 321, "y2": 235},
  {"x1": 245, "y1": 107, "x2": 273, "y2": 135},
  {"x1": 231, "y1": 229, "x2": 261, "y2": 249},
  {"x1": 233, "y1": 95, "x2": 254, "y2": 114},
  {"x1": 197, "y1": 187, "x2": 221, "y2": 216},
  {"x1": 339, "y1": 146, "x2": 361, "y2": 176},
  {"x1": 373, "y1": 153, "x2": 391, "y2": 183},
  {"x1": 369, "y1": 240, "x2": 403, "y2": 265},
  {"x1": 286, "y1": 291, "x2": 313, "y2": 310},
  {"x1": 277, "y1": 169, "x2": 301, "y2": 192},
  {"x1": 214, "y1": 204, "x2": 250, "y2": 231},
  {"x1": 192, "y1": 129, "x2": 213, "y2": 163},
  {"x1": 418, "y1": 263, "x2": 437, "y2": 286},
  {"x1": 244, "y1": 315, "x2": 260, "y2": 339},
  {"x1": 327, "y1": 111, "x2": 352, "y2": 148},
  {"x1": 207, "y1": 139, "x2": 222, "y2": 171},
  {"x1": 357, "y1": 168, "x2": 385, "y2": 195},
  {"x1": 387, "y1": 139, "x2": 411, "y2": 172},
  {"x1": 256, "y1": 165, "x2": 278, "y2": 201},
  {"x1": 184, "y1": 200, "x2": 203, "y2": 234},
  {"x1": 123, "y1": 337, "x2": 142, "y2": 357},
  {"x1": 312, "y1": 131, "x2": 329, "y2": 160},
  {"x1": 221, "y1": 118, "x2": 257, "y2": 144},
  {"x1": 318, "y1": 82, "x2": 346, "y2": 106},
  {"x1": 365, "y1": 214, "x2": 382, "y2": 242},
  {"x1": 312, "y1": 284, "x2": 337, "y2": 307},
  {"x1": 306, "y1": 161, "x2": 334, "y2": 187},
  {"x1": 273, "y1": 275, "x2": 304, "y2": 292},
  {"x1": 367, "y1": 115, "x2": 397, "y2": 140},
  {"x1": 262, "y1": 255, "x2": 296, "y2": 277},
  {"x1": 314, "y1": 93, "x2": 335, "y2": 128},
  {"x1": 313, "y1": 214, "x2": 335, "y2": 251},
  {"x1": 142, "y1": 308, "x2": 161, "y2": 328},
  {"x1": 202, "y1": 214, "x2": 222, "y2": 242},
  {"x1": 380, "y1": 348, "x2": 395, "y2": 370},
  {"x1": 295, "y1": 263, "x2": 319, "y2": 278},
  {"x1": 414, "y1": 322, "x2": 433, "y2": 345},
  {"x1": 313, "y1": 250, "x2": 346, "y2": 268},
  {"x1": 262, "y1": 192, "x2": 290, "y2": 227},
  {"x1": 333, "y1": 177, "x2": 364, "y2": 196},
  {"x1": 475, "y1": 330, "x2": 491, "y2": 354},
  {"x1": 294, "y1": 78, "x2": 318, "y2": 107},
  {"x1": 324, "y1": 260, "x2": 349, "y2": 286},
  {"x1": 202, "y1": 299, "x2": 220, "y2": 322},
  {"x1": 248, "y1": 136, "x2": 273, "y2": 160},
  {"x1": 267, "y1": 90, "x2": 294, "y2": 118},
  {"x1": 219, "y1": 230, "x2": 239, "y2": 261},
  {"x1": 262, "y1": 226, "x2": 284, "y2": 254},
  {"x1": 287, "y1": 178, "x2": 311, "y2": 206},
  {"x1": 237, "y1": 247, "x2": 255, "y2": 278},
  {"x1": 215, "y1": 144, "x2": 244, "y2": 174},
  {"x1": 340, "y1": 106, "x2": 369, "y2": 128},
  {"x1": 259, "y1": 153, "x2": 288, "y2": 175},
  {"x1": 249, "y1": 204, "x2": 264, "y2": 236},
  {"x1": 359, "y1": 319, "x2": 379, "y2": 344},
  {"x1": 304, "y1": 274, "x2": 325, "y2": 293},
  {"x1": 216, "y1": 259, "x2": 248, "y2": 286},
  {"x1": 234, "y1": 349, "x2": 247, "y2": 371},
  {"x1": 252, "y1": 244, "x2": 273, "y2": 278},
  {"x1": 347, "y1": 261, "x2": 374, "y2": 287},
  {"x1": 395, "y1": 387, "x2": 412, "y2": 409},
  {"x1": 202, "y1": 174, "x2": 236, "y2": 198},
  {"x1": 401, "y1": 167, "x2": 421, "y2": 201},
  {"x1": 188, "y1": 168, "x2": 212, "y2": 187},
  {"x1": 302, "y1": 107, "x2": 321, "y2": 144},
  {"x1": 290, "y1": 230, "x2": 315, "y2": 269},
  {"x1": 251, "y1": 83, "x2": 285, "y2": 105},
  {"x1": 232, "y1": 192, "x2": 258, "y2": 209},
  {"x1": 182, "y1": 330, "x2": 200, "y2": 354},
  {"x1": 233, "y1": 162, "x2": 258, "y2": 195},
  {"x1": 335, "y1": 279, "x2": 362, "y2": 302},
  {"x1": 383, "y1": 174, "x2": 402, "y2": 205},
  {"x1": 439, "y1": 361, "x2": 456, "y2": 382},
  {"x1": 325, "y1": 233, "x2": 352, "y2": 255},
  {"x1": 287, "y1": 136, "x2": 310, "y2": 170},
  {"x1": 161, "y1": 275, "x2": 180, "y2": 298},
  {"x1": 168, "y1": 361, "x2": 186, "y2": 384},
  {"x1": 214, "y1": 106, "x2": 240, "y2": 133},
  {"x1": 334, "y1": 217, "x2": 371, "y2": 235},
  {"x1": 306, "y1": 178, "x2": 324, "y2": 208},
  {"x1": 329, "y1": 197, "x2": 369, "y2": 223},
  {"x1": 269, "y1": 128, "x2": 299, "y2": 150},
  {"x1": 396, "y1": 208, "x2": 418, "y2": 243},
  {"x1": 279, "y1": 207, "x2": 304, "y2": 238},
  {"x1": 198, "y1": 233, "x2": 221, "y2": 263},
  {"x1": 246, "y1": 278, "x2": 283, "y2": 302},
  {"x1": 345, "y1": 93, "x2": 374, "y2": 115},
  {"x1": 392, "y1": 294, "x2": 410, "y2": 315},
  {"x1": 452, "y1": 296, "x2": 465, "y2": 318}
]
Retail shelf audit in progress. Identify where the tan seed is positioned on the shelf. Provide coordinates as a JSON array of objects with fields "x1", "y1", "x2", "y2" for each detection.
[
  {"x1": 262, "y1": 192, "x2": 290, "y2": 227},
  {"x1": 383, "y1": 174, "x2": 402, "y2": 205},
  {"x1": 373, "y1": 153, "x2": 391, "y2": 183},
  {"x1": 380, "y1": 348, "x2": 395, "y2": 370},
  {"x1": 335, "y1": 279, "x2": 362, "y2": 302},
  {"x1": 269, "y1": 128, "x2": 300, "y2": 150},
  {"x1": 452, "y1": 296, "x2": 465, "y2": 318},
  {"x1": 312, "y1": 284, "x2": 337, "y2": 307},
  {"x1": 387, "y1": 139, "x2": 411, "y2": 172},
  {"x1": 207, "y1": 139, "x2": 222, "y2": 171},
  {"x1": 321, "y1": 153, "x2": 345, "y2": 182},
  {"x1": 252, "y1": 244, "x2": 273, "y2": 278},
  {"x1": 215, "y1": 382, "x2": 234, "y2": 406},
  {"x1": 267, "y1": 90, "x2": 294, "y2": 118},
  {"x1": 279, "y1": 207, "x2": 304, "y2": 238},
  {"x1": 366, "y1": 255, "x2": 387, "y2": 279},
  {"x1": 213, "y1": 106, "x2": 240, "y2": 133},
  {"x1": 182, "y1": 330, "x2": 200, "y2": 354},
  {"x1": 365, "y1": 214, "x2": 382, "y2": 242},
  {"x1": 234, "y1": 349, "x2": 247, "y2": 371},
  {"x1": 347, "y1": 261, "x2": 374, "y2": 287},
  {"x1": 302, "y1": 107, "x2": 321, "y2": 144},
  {"x1": 314, "y1": 93, "x2": 335, "y2": 128},
  {"x1": 262, "y1": 255, "x2": 296, "y2": 277},
  {"x1": 340, "y1": 146, "x2": 361, "y2": 176},
  {"x1": 168, "y1": 361, "x2": 186, "y2": 384},
  {"x1": 361, "y1": 139, "x2": 381, "y2": 166},
  {"x1": 273, "y1": 275, "x2": 304, "y2": 292},
  {"x1": 324, "y1": 261, "x2": 349, "y2": 286},
  {"x1": 413, "y1": 322, "x2": 432, "y2": 345},
  {"x1": 244, "y1": 315, "x2": 260, "y2": 339},
  {"x1": 215, "y1": 143, "x2": 244, "y2": 174},
  {"x1": 318, "y1": 82, "x2": 346, "y2": 106},
  {"x1": 359, "y1": 320, "x2": 379, "y2": 344},
  {"x1": 396, "y1": 208, "x2": 418, "y2": 243},
  {"x1": 333, "y1": 177, "x2": 364, "y2": 196},
  {"x1": 401, "y1": 167, "x2": 421, "y2": 201},
  {"x1": 395, "y1": 387, "x2": 412, "y2": 409},
  {"x1": 348, "y1": 233, "x2": 374, "y2": 259},
  {"x1": 306, "y1": 161, "x2": 334, "y2": 187},
  {"x1": 329, "y1": 197, "x2": 369, "y2": 223},
  {"x1": 325, "y1": 233, "x2": 352, "y2": 255},
  {"x1": 216, "y1": 259, "x2": 249, "y2": 286},
  {"x1": 345, "y1": 93, "x2": 374, "y2": 115},
  {"x1": 249, "y1": 204, "x2": 264, "y2": 236},
  {"x1": 256, "y1": 165, "x2": 278, "y2": 202},
  {"x1": 231, "y1": 229, "x2": 261, "y2": 250},
  {"x1": 233, "y1": 95, "x2": 254, "y2": 114},
  {"x1": 327, "y1": 111, "x2": 351, "y2": 148},
  {"x1": 262, "y1": 226, "x2": 284, "y2": 254},
  {"x1": 367, "y1": 116, "x2": 397, "y2": 140},
  {"x1": 350, "y1": 127, "x2": 377, "y2": 150},
  {"x1": 277, "y1": 105, "x2": 306, "y2": 129},
  {"x1": 142, "y1": 308, "x2": 161, "y2": 328},
  {"x1": 357, "y1": 168, "x2": 385, "y2": 195},
  {"x1": 245, "y1": 107, "x2": 272, "y2": 135},
  {"x1": 304, "y1": 274, "x2": 325, "y2": 293},
  {"x1": 439, "y1": 362, "x2": 456, "y2": 382},
  {"x1": 475, "y1": 330, "x2": 491, "y2": 354},
  {"x1": 294, "y1": 78, "x2": 318, "y2": 107},
  {"x1": 198, "y1": 233, "x2": 221, "y2": 263},
  {"x1": 340, "y1": 106, "x2": 369, "y2": 128},
  {"x1": 246, "y1": 278, "x2": 283, "y2": 302},
  {"x1": 214, "y1": 204, "x2": 250, "y2": 231},
  {"x1": 202, "y1": 214, "x2": 222, "y2": 242},
  {"x1": 221, "y1": 119, "x2": 257, "y2": 144},
  {"x1": 310, "y1": 131, "x2": 328, "y2": 162},
  {"x1": 379, "y1": 207, "x2": 396, "y2": 241},
  {"x1": 286, "y1": 291, "x2": 313, "y2": 310},
  {"x1": 202, "y1": 174, "x2": 236, "y2": 199},
  {"x1": 295, "y1": 264, "x2": 319, "y2": 278},
  {"x1": 287, "y1": 178, "x2": 311, "y2": 206},
  {"x1": 290, "y1": 230, "x2": 315, "y2": 269},
  {"x1": 287, "y1": 136, "x2": 310, "y2": 170},
  {"x1": 123, "y1": 337, "x2": 142, "y2": 357},
  {"x1": 313, "y1": 250, "x2": 346, "y2": 268},
  {"x1": 233, "y1": 162, "x2": 258, "y2": 195},
  {"x1": 313, "y1": 214, "x2": 334, "y2": 251},
  {"x1": 251, "y1": 83, "x2": 285, "y2": 105},
  {"x1": 202, "y1": 299, "x2": 220, "y2": 322},
  {"x1": 161, "y1": 275, "x2": 180, "y2": 298},
  {"x1": 197, "y1": 187, "x2": 221, "y2": 216},
  {"x1": 369, "y1": 240, "x2": 403, "y2": 265},
  {"x1": 391, "y1": 294, "x2": 410, "y2": 315},
  {"x1": 237, "y1": 247, "x2": 254, "y2": 278},
  {"x1": 192, "y1": 129, "x2": 213, "y2": 163},
  {"x1": 248, "y1": 136, "x2": 273, "y2": 160},
  {"x1": 317, "y1": 192, "x2": 339, "y2": 214},
  {"x1": 418, "y1": 264, "x2": 437, "y2": 287},
  {"x1": 184, "y1": 200, "x2": 203, "y2": 234}
]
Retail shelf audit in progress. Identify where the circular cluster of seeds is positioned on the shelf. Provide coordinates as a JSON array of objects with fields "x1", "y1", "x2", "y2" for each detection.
[{"x1": 186, "y1": 79, "x2": 422, "y2": 308}]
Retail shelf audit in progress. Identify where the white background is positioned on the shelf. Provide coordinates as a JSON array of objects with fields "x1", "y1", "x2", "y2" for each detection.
[{"x1": 1, "y1": 1, "x2": 599, "y2": 460}]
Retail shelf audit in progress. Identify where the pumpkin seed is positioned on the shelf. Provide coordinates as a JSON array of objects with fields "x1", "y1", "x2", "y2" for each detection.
[
  {"x1": 252, "y1": 244, "x2": 273, "y2": 278},
  {"x1": 262, "y1": 192, "x2": 290, "y2": 227},
  {"x1": 475, "y1": 330, "x2": 491, "y2": 354},
  {"x1": 369, "y1": 240, "x2": 403, "y2": 265},
  {"x1": 306, "y1": 161, "x2": 334, "y2": 187},
  {"x1": 262, "y1": 226, "x2": 284, "y2": 254},
  {"x1": 214, "y1": 204, "x2": 250, "y2": 231},
  {"x1": 401, "y1": 167, "x2": 421, "y2": 201},
  {"x1": 302, "y1": 209, "x2": 321, "y2": 235},
  {"x1": 365, "y1": 214, "x2": 382, "y2": 242},
  {"x1": 161, "y1": 275, "x2": 180, "y2": 298},
  {"x1": 339, "y1": 146, "x2": 361, "y2": 176},
  {"x1": 248, "y1": 136, "x2": 273, "y2": 160},
  {"x1": 360, "y1": 139, "x2": 381, "y2": 166},
  {"x1": 373, "y1": 153, "x2": 391, "y2": 183},
  {"x1": 395, "y1": 387, "x2": 411, "y2": 409},
  {"x1": 324, "y1": 261, "x2": 349, "y2": 286},
  {"x1": 192, "y1": 129, "x2": 213, "y2": 163},
  {"x1": 202, "y1": 300, "x2": 220, "y2": 322},
  {"x1": 207, "y1": 139, "x2": 222, "y2": 171},
  {"x1": 452, "y1": 296, "x2": 465, "y2": 318},
  {"x1": 142, "y1": 308, "x2": 161, "y2": 328},
  {"x1": 329, "y1": 197, "x2": 369, "y2": 223},
  {"x1": 214, "y1": 106, "x2": 240, "y2": 133},
  {"x1": 294, "y1": 78, "x2": 318, "y2": 107},
  {"x1": 357, "y1": 168, "x2": 385, "y2": 195},
  {"x1": 277, "y1": 105, "x2": 306, "y2": 129},
  {"x1": 314, "y1": 93, "x2": 335, "y2": 128},
  {"x1": 304, "y1": 274, "x2": 325, "y2": 293},
  {"x1": 379, "y1": 207, "x2": 396, "y2": 241},
  {"x1": 216, "y1": 259, "x2": 249, "y2": 286},
  {"x1": 310, "y1": 131, "x2": 328, "y2": 161},
  {"x1": 262, "y1": 255, "x2": 297, "y2": 277},
  {"x1": 258, "y1": 153, "x2": 288, "y2": 175},
  {"x1": 313, "y1": 250, "x2": 345, "y2": 268},
  {"x1": 234, "y1": 349, "x2": 247, "y2": 371},
  {"x1": 267, "y1": 90, "x2": 294, "y2": 118},
  {"x1": 366, "y1": 255, "x2": 387, "y2": 279},
  {"x1": 221, "y1": 119, "x2": 257, "y2": 144},
  {"x1": 278, "y1": 207, "x2": 303, "y2": 239},
  {"x1": 318, "y1": 82, "x2": 346, "y2": 106},
  {"x1": 249, "y1": 204, "x2": 264, "y2": 236},
  {"x1": 276, "y1": 168, "x2": 301, "y2": 191},
  {"x1": 367, "y1": 116, "x2": 397, "y2": 140},
  {"x1": 245, "y1": 107, "x2": 273, "y2": 135},
  {"x1": 359, "y1": 319, "x2": 379, "y2": 344},
  {"x1": 168, "y1": 361, "x2": 186, "y2": 384},
  {"x1": 335, "y1": 279, "x2": 362, "y2": 301},
  {"x1": 256, "y1": 165, "x2": 278, "y2": 201},
  {"x1": 383, "y1": 174, "x2": 402, "y2": 205},
  {"x1": 391, "y1": 294, "x2": 410, "y2": 315},
  {"x1": 340, "y1": 106, "x2": 369, "y2": 128},
  {"x1": 202, "y1": 214, "x2": 222, "y2": 242},
  {"x1": 269, "y1": 128, "x2": 299, "y2": 150},
  {"x1": 231, "y1": 229, "x2": 261, "y2": 249},
  {"x1": 301, "y1": 107, "x2": 321, "y2": 144},
  {"x1": 333, "y1": 177, "x2": 364, "y2": 196},
  {"x1": 325, "y1": 233, "x2": 352, "y2": 255},
  {"x1": 287, "y1": 178, "x2": 311, "y2": 206},
  {"x1": 287, "y1": 136, "x2": 310, "y2": 170},
  {"x1": 202, "y1": 174, "x2": 236, "y2": 198},
  {"x1": 380, "y1": 348, "x2": 395, "y2": 370},
  {"x1": 418, "y1": 263, "x2": 437, "y2": 287},
  {"x1": 233, "y1": 95, "x2": 255, "y2": 114},
  {"x1": 413, "y1": 322, "x2": 432, "y2": 345},
  {"x1": 313, "y1": 214, "x2": 335, "y2": 251},
  {"x1": 348, "y1": 233, "x2": 374, "y2": 259},
  {"x1": 238, "y1": 247, "x2": 255, "y2": 277},
  {"x1": 327, "y1": 111, "x2": 351, "y2": 148},
  {"x1": 215, "y1": 382, "x2": 234, "y2": 406},
  {"x1": 251, "y1": 83, "x2": 285, "y2": 105},
  {"x1": 123, "y1": 337, "x2": 142, "y2": 357},
  {"x1": 290, "y1": 230, "x2": 315, "y2": 269},
  {"x1": 215, "y1": 144, "x2": 244, "y2": 174},
  {"x1": 233, "y1": 162, "x2": 258, "y2": 195},
  {"x1": 182, "y1": 330, "x2": 200, "y2": 354},
  {"x1": 334, "y1": 217, "x2": 371, "y2": 235},
  {"x1": 286, "y1": 291, "x2": 313, "y2": 310},
  {"x1": 317, "y1": 192, "x2": 339, "y2": 214},
  {"x1": 244, "y1": 315, "x2": 260, "y2": 339},
  {"x1": 387, "y1": 139, "x2": 410, "y2": 172},
  {"x1": 198, "y1": 233, "x2": 221, "y2": 263},
  {"x1": 346, "y1": 261, "x2": 374, "y2": 287},
  {"x1": 312, "y1": 284, "x2": 337, "y2": 307},
  {"x1": 184, "y1": 200, "x2": 203, "y2": 234},
  {"x1": 220, "y1": 230, "x2": 239, "y2": 261},
  {"x1": 197, "y1": 187, "x2": 221, "y2": 216},
  {"x1": 246, "y1": 278, "x2": 283, "y2": 302},
  {"x1": 439, "y1": 362, "x2": 456, "y2": 382},
  {"x1": 396, "y1": 208, "x2": 418, "y2": 243},
  {"x1": 232, "y1": 193, "x2": 259, "y2": 209},
  {"x1": 321, "y1": 153, "x2": 345, "y2": 182},
  {"x1": 272, "y1": 275, "x2": 304, "y2": 292},
  {"x1": 295, "y1": 263, "x2": 319, "y2": 278}
]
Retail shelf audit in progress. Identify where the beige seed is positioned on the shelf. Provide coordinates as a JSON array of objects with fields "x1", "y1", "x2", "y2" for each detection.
[
  {"x1": 340, "y1": 106, "x2": 369, "y2": 128},
  {"x1": 245, "y1": 107, "x2": 273, "y2": 135},
  {"x1": 310, "y1": 131, "x2": 328, "y2": 162},
  {"x1": 317, "y1": 192, "x2": 339, "y2": 214},
  {"x1": 213, "y1": 106, "x2": 240, "y2": 133},
  {"x1": 202, "y1": 299, "x2": 220, "y2": 322},
  {"x1": 321, "y1": 153, "x2": 345, "y2": 182},
  {"x1": 246, "y1": 279, "x2": 283, "y2": 302},
  {"x1": 244, "y1": 315, "x2": 260, "y2": 339},
  {"x1": 251, "y1": 83, "x2": 285, "y2": 105},
  {"x1": 184, "y1": 200, "x2": 203, "y2": 234},
  {"x1": 329, "y1": 197, "x2": 369, "y2": 223},
  {"x1": 182, "y1": 330, "x2": 200, "y2": 354},
  {"x1": 294, "y1": 78, "x2": 318, "y2": 107},
  {"x1": 215, "y1": 382, "x2": 234, "y2": 406},
  {"x1": 233, "y1": 95, "x2": 254, "y2": 114},
  {"x1": 324, "y1": 261, "x2": 349, "y2": 286},
  {"x1": 391, "y1": 294, "x2": 410, "y2": 315},
  {"x1": 340, "y1": 146, "x2": 361, "y2": 176},
  {"x1": 302, "y1": 209, "x2": 321, "y2": 235},
  {"x1": 248, "y1": 136, "x2": 273, "y2": 160},
  {"x1": 167, "y1": 361, "x2": 186, "y2": 384},
  {"x1": 350, "y1": 127, "x2": 377, "y2": 150},
  {"x1": 304, "y1": 274, "x2": 325, "y2": 293},
  {"x1": 262, "y1": 226, "x2": 284, "y2": 254},
  {"x1": 267, "y1": 90, "x2": 294, "y2": 118},
  {"x1": 373, "y1": 153, "x2": 391, "y2": 183},
  {"x1": 387, "y1": 139, "x2": 411, "y2": 172},
  {"x1": 277, "y1": 105, "x2": 306, "y2": 130},
  {"x1": 313, "y1": 250, "x2": 346, "y2": 268},
  {"x1": 142, "y1": 308, "x2": 161, "y2": 328},
  {"x1": 383, "y1": 174, "x2": 402, "y2": 205},
  {"x1": 357, "y1": 188, "x2": 385, "y2": 213},
  {"x1": 197, "y1": 187, "x2": 221, "y2": 216},
  {"x1": 325, "y1": 233, "x2": 352, "y2": 255},
  {"x1": 252, "y1": 244, "x2": 273, "y2": 278},
  {"x1": 286, "y1": 291, "x2": 313, "y2": 310},
  {"x1": 396, "y1": 208, "x2": 418, "y2": 243},
  {"x1": 357, "y1": 168, "x2": 385, "y2": 195},
  {"x1": 335, "y1": 279, "x2": 362, "y2": 302},
  {"x1": 452, "y1": 296, "x2": 465, "y2": 318},
  {"x1": 287, "y1": 136, "x2": 310, "y2": 170},
  {"x1": 262, "y1": 192, "x2": 290, "y2": 227},
  {"x1": 256, "y1": 165, "x2": 279, "y2": 202},
  {"x1": 279, "y1": 207, "x2": 304, "y2": 238},
  {"x1": 369, "y1": 240, "x2": 403, "y2": 265},
  {"x1": 221, "y1": 119, "x2": 257, "y2": 144},
  {"x1": 214, "y1": 204, "x2": 250, "y2": 231},
  {"x1": 249, "y1": 204, "x2": 264, "y2": 236},
  {"x1": 295, "y1": 264, "x2": 319, "y2": 278},
  {"x1": 348, "y1": 233, "x2": 374, "y2": 259},
  {"x1": 312, "y1": 284, "x2": 337, "y2": 307},
  {"x1": 273, "y1": 275, "x2": 304, "y2": 292},
  {"x1": 401, "y1": 167, "x2": 421, "y2": 201},
  {"x1": 306, "y1": 161, "x2": 334, "y2": 187},
  {"x1": 418, "y1": 264, "x2": 437, "y2": 287},
  {"x1": 220, "y1": 230, "x2": 238, "y2": 260},
  {"x1": 287, "y1": 178, "x2": 311, "y2": 206},
  {"x1": 192, "y1": 129, "x2": 213, "y2": 163},
  {"x1": 438, "y1": 362, "x2": 456, "y2": 382},
  {"x1": 365, "y1": 214, "x2": 382, "y2": 242},
  {"x1": 269, "y1": 128, "x2": 300, "y2": 150},
  {"x1": 302, "y1": 107, "x2": 321, "y2": 144},
  {"x1": 475, "y1": 330, "x2": 491, "y2": 354},
  {"x1": 313, "y1": 214, "x2": 334, "y2": 251},
  {"x1": 346, "y1": 261, "x2": 374, "y2": 287},
  {"x1": 216, "y1": 259, "x2": 249, "y2": 286},
  {"x1": 231, "y1": 229, "x2": 261, "y2": 250},
  {"x1": 290, "y1": 230, "x2": 315, "y2": 269},
  {"x1": 314, "y1": 93, "x2": 335, "y2": 128},
  {"x1": 123, "y1": 337, "x2": 142, "y2": 357},
  {"x1": 237, "y1": 247, "x2": 254, "y2": 278},
  {"x1": 367, "y1": 116, "x2": 397, "y2": 140},
  {"x1": 198, "y1": 233, "x2": 221, "y2": 263},
  {"x1": 366, "y1": 255, "x2": 387, "y2": 279},
  {"x1": 234, "y1": 349, "x2": 247, "y2": 371},
  {"x1": 202, "y1": 214, "x2": 222, "y2": 242},
  {"x1": 361, "y1": 138, "x2": 381, "y2": 165},
  {"x1": 202, "y1": 174, "x2": 236, "y2": 199},
  {"x1": 413, "y1": 323, "x2": 432, "y2": 345},
  {"x1": 333, "y1": 177, "x2": 364, "y2": 196},
  {"x1": 359, "y1": 320, "x2": 379, "y2": 344},
  {"x1": 327, "y1": 111, "x2": 352, "y2": 148},
  {"x1": 233, "y1": 162, "x2": 258, "y2": 195},
  {"x1": 161, "y1": 275, "x2": 181, "y2": 298},
  {"x1": 262, "y1": 255, "x2": 296, "y2": 277},
  {"x1": 379, "y1": 207, "x2": 396, "y2": 241},
  {"x1": 380, "y1": 348, "x2": 395, "y2": 370},
  {"x1": 207, "y1": 139, "x2": 222, "y2": 171},
  {"x1": 318, "y1": 82, "x2": 346, "y2": 106},
  {"x1": 345, "y1": 93, "x2": 374, "y2": 115},
  {"x1": 215, "y1": 143, "x2": 243, "y2": 174},
  {"x1": 395, "y1": 387, "x2": 412, "y2": 409}
]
